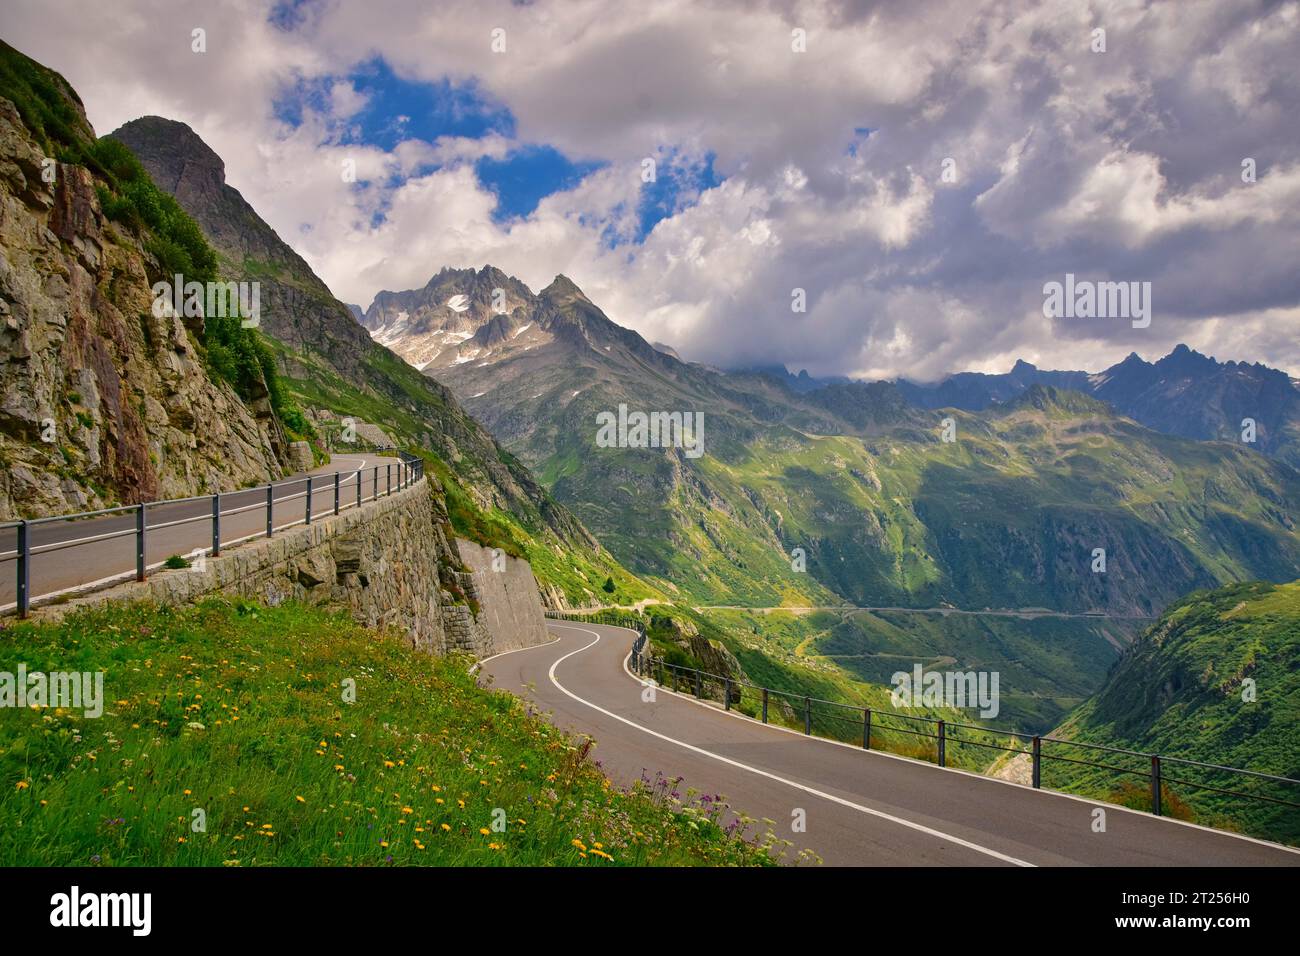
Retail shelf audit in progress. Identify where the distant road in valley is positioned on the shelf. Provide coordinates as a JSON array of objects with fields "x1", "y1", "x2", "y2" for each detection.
[
  {"x1": 693, "y1": 604, "x2": 1158, "y2": 620},
  {"x1": 481, "y1": 621, "x2": 1297, "y2": 866}
]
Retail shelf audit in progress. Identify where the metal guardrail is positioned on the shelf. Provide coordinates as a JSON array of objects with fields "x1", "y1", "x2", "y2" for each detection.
[
  {"x1": 1, "y1": 452, "x2": 425, "y2": 617},
  {"x1": 545, "y1": 608, "x2": 648, "y2": 649},
  {"x1": 546, "y1": 610, "x2": 1300, "y2": 827}
]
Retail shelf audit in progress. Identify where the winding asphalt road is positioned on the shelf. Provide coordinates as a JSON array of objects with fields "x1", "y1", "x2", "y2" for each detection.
[
  {"x1": 481, "y1": 621, "x2": 1300, "y2": 866},
  {"x1": 0, "y1": 453, "x2": 405, "y2": 613}
]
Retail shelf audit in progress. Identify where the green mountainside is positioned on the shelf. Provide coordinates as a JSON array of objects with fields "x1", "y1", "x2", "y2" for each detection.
[
  {"x1": 1047, "y1": 579, "x2": 1300, "y2": 844},
  {"x1": 371, "y1": 267, "x2": 1300, "y2": 620},
  {"x1": 704, "y1": 607, "x2": 1136, "y2": 731}
]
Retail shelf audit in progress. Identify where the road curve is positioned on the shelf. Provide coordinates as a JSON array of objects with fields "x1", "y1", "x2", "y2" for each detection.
[
  {"x1": 0, "y1": 453, "x2": 404, "y2": 613},
  {"x1": 480, "y1": 621, "x2": 1300, "y2": 867}
]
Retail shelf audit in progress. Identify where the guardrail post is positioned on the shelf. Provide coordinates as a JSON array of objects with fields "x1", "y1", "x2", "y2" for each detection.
[
  {"x1": 938, "y1": 720, "x2": 946, "y2": 767},
  {"x1": 17, "y1": 520, "x2": 30, "y2": 618},
  {"x1": 386, "y1": 463, "x2": 392, "y2": 496},
  {"x1": 672, "y1": 668, "x2": 678, "y2": 693},
  {"x1": 136, "y1": 505, "x2": 146, "y2": 582},
  {"x1": 804, "y1": 697, "x2": 811, "y2": 735},
  {"x1": 724, "y1": 678, "x2": 732, "y2": 711},
  {"x1": 863, "y1": 708, "x2": 871, "y2": 749},
  {"x1": 762, "y1": 688, "x2": 768, "y2": 724},
  {"x1": 211, "y1": 493, "x2": 221, "y2": 557},
  {"x1": 356, "y1": 470, "x2": 362, "y2": 509},
  {"x1": 266, "y1": 484, "x2": 273, "y2": 537},
  {"x1": 1151, "y1": 755, "x2": 1162, "y2": 816},
  {"x1": 1032, "y1": 736, "x2": 1041, "y2": 789},
  {"x1": 373, "y1": 466, "x2": 378, "y2": 501},
  {"x1": 334, "y1": 472, "x2": 340, "y2": 515},
  {"x1": 694, "y1": 670, "x2": 702, "y2": 699}
]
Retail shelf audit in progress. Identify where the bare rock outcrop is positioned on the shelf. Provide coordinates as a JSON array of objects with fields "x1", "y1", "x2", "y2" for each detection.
[{"x1": 0, "y1": 95, "x2": 284, "y2": 518}]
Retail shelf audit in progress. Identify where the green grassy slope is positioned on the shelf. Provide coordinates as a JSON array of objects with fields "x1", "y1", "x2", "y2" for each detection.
[
  {"x1": 0, "y1": 599, "x2": 775, "y2": 866},
  {"x1": 440, "y1": 284, "x2": 1300, "y2": 618},
  {"x1": 1047, "y1": 579, "x2": 1300, "y2": 845}
]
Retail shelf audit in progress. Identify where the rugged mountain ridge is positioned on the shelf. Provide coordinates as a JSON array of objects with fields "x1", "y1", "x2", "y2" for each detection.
[
  {"x1": 897, "y1": 345, "x2": 1300, "y2": 467},
  {"x1": 0, "y1": 42, "x2": 285, "y2": 518},
  {"x1": 363, "y1": 267, "x2": 1300, "y2": 617}
]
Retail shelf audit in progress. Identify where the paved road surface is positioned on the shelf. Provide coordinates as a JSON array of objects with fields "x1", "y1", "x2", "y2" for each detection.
[
  {"x1": 0, "y1": 453, "x2": 406, "y2": 612},
  {"x1": 481, "y1": 621, "x2": 1300, "y2": 866}
]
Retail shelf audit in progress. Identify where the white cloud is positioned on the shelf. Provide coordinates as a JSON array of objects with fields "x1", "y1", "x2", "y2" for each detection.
[{"x1": 2, "y1": 0, "x2": 1298, "y2": 377}]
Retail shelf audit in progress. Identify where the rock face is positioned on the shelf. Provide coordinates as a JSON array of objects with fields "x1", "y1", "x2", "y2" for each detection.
[
  {"x1": 33, "y1": 476, "x2": 546, "y2": 657},
  {"x1": 286, "y1": 441, "x2": 313, "y2": 472},
  {"x1": 653, "y1": 614, "x2": 747, "y2": 705},
  {"x1": 456, "y1": 538, "x2": 550, "y2": 653},
  {"x1": 0, "y1": 91, "x2": 284, "y2": 519}
]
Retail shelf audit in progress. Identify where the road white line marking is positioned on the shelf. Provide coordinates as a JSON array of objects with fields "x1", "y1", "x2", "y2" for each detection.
[
  {"x1": 591, "y1": 622, "x2": 1300, "y2": 858},
  {"x1": 470, "y1": 633, "x2": 561, "y2": 673},
  {"x1": 544, "y1": 623, "x2": 1033, "y2": 867}
]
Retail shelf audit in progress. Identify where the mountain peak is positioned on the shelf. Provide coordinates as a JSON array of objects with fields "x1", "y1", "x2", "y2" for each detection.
[
  {"x1": 1117, "y1": 351, "x2": 1149, "y2": 368},
  {"x1": 1002, "y1": 383, "x2": 1111, "y2": 416},
  {"x1": 1156, "y1": 343, "x2": 1216, "y2": 375},
  {"x1": 110, "y1": 116, "x2": 226, "y2": 184},
  {"x1": 540, "y1": 274, "x2": 587, "y2": 302}
]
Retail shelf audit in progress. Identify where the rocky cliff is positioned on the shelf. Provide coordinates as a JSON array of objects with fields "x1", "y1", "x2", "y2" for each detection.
[{"x1": 0, "y1": 45, "x2": 286, "y2": 518}]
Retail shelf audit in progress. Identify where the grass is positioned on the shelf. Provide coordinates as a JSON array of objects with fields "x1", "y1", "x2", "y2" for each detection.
[
  {"x1": 0, "y1": 599, "x2": 776, "y2": 866},
  {"x1": 1047, "y1": 579, "x2": 1300, "y2": 846}
]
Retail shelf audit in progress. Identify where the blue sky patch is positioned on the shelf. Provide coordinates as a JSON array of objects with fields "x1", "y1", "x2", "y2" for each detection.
[
  {"x1": 273, "y1": 57, "x2": 515, "y2": 151},
  {"x1": 846, "y1": 126, "x2": 874, "y2": 157},
  {"x1": 272, "y1": 55, "x2": 717, "y2": 235},
  {"x1": 634, "y1": 149, "x2": 723, "y2": 243},
  {"x1": 475, "y1": 146, "x2": 605, "y2": 222}
]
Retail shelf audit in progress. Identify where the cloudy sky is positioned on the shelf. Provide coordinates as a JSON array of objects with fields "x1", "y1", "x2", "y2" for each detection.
[{"x1": 5, "y1": 0, "x2": 1300, "y2": 380}]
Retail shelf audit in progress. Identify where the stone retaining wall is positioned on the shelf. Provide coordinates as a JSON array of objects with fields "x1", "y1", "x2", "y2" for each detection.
[
  {"x1": 31, "y1": 480, "x2": 549, "y2": 658},
  {"x1": 455, "y1": 538, "x2": 551, "y2": 654}
]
